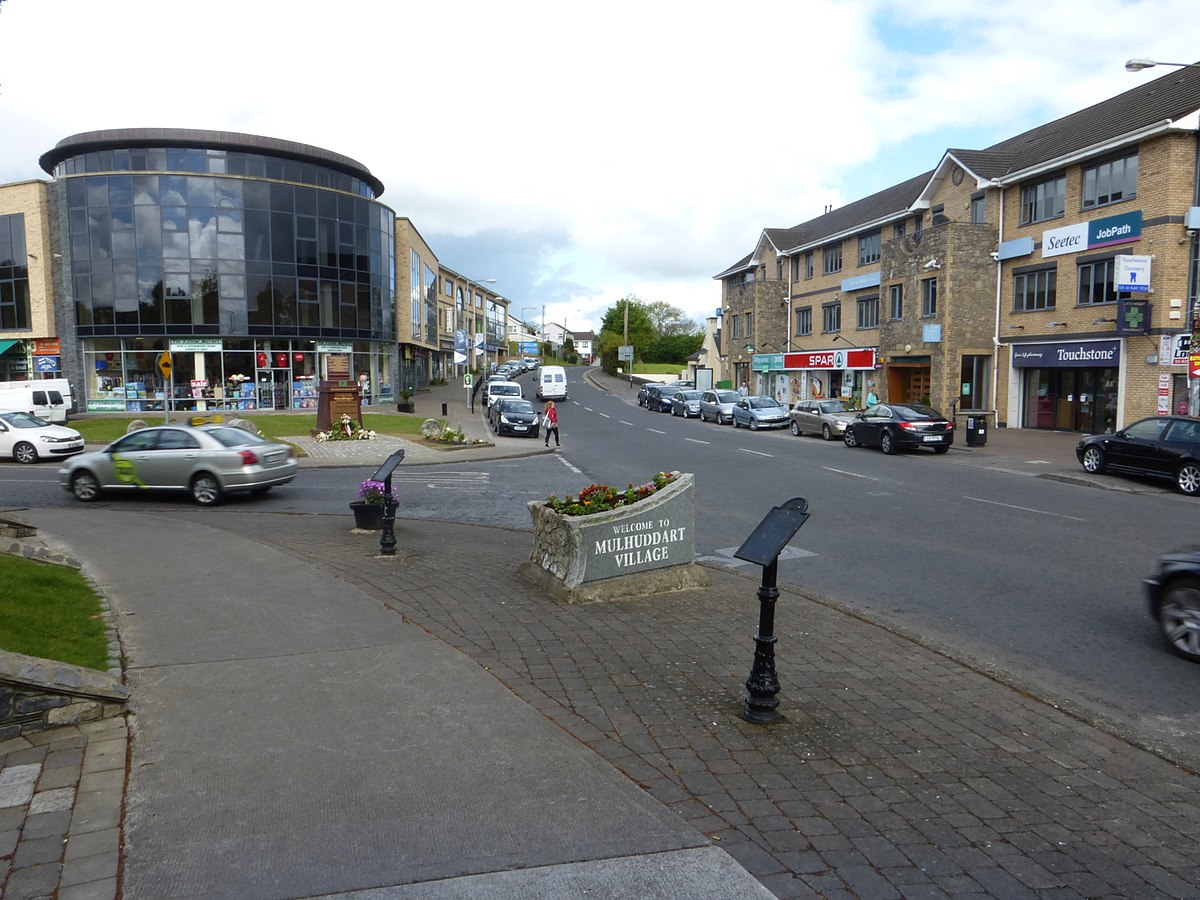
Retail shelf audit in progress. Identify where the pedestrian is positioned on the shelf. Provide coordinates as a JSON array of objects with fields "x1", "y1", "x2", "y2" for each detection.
[
  {"x1": 542, "y1": 400, "x2": 560, "y2": 448},
  {"x1": 866, "y1": 386, "x2": 879, "y2": 407},
  {"x1": 738, "y1": 382, "x2": 749, "y2": 397}
]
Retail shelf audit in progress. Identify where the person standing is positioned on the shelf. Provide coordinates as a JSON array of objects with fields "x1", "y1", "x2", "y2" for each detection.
[
  {"x1": 866, "y1": 385, "x2": 879, "y2": 408},
  {"x1": 543, "y1": 400, "x2": 560, "y2": 448}
]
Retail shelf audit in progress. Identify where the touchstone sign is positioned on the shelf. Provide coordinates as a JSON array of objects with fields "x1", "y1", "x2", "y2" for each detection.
[{"x1": 520, "y1": 473, "x2": 708, "y2": 603}]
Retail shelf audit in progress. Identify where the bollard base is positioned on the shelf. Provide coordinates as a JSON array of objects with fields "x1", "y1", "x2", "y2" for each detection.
[{"x1": 743, "y1": 696, "x2": 781, "y2": 725}]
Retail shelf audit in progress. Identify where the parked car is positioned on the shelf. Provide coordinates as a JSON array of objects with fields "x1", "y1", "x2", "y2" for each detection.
[
  {"x1": 670, "y1": 390, "x2": 702, "y2": 418},
  {"x1": 790, "y1": 399, "x2": 859, "y2": 441},
  {"x1": 484, "y1": 381, "x2": 523, "y2": 409},
  {"x1": 489, "y1": 397, "x2": 540, "y2": 438},
  {"x1": 732, "y1": 396, "x2": 790, "y2": 430},
  {"x1": 699, "y1": 389, "x2": 741, "y2": 424},
  {"x1": 0, "y1": 410, "x2": 85, "y2": 464},
  {"x1": 636, "y1": 383, "x2": 653, "y2": 407},
  {"x1": 58, "y1": 423, "x2": 298, "y2": 505},
  {"x1": 844, "y1": 403, "x2": 954, "y2": 454},
  {"x1": 651, "y1": 384, "x2": 686, "y2": 412},
  {"x1": 1077, "y1": 416, "x2": 1200, "y2": 495},
  {"x1": 1145, "y1": 549, "x2": 1200, "y2": 662}
]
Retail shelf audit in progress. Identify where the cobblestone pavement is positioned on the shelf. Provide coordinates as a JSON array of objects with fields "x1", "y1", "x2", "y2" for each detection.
[{"x1": 195, "y1": 511, "x2": 1200, "y2": 899}]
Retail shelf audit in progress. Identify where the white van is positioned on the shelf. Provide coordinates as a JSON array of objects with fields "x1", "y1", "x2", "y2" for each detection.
[
  {"x1": 536, "y1": 366, "x2": 567, "y2": 401},
  {"x1": 0, "y1": 379, "x2": 74, "y2": 424},
  {"x1": 484, "y1": 380, "x2": 523, "y2": 409}
]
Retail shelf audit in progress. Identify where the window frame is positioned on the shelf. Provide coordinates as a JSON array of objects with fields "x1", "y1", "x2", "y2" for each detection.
[
  {"x1": 888, "y1": 283, "x2": 903, "y2": 320},
  {"x1": 1013, "y1": 265, "x2": 1057, "y2": 312},
  {"x1": 920, "y1": 277, "x2": 937, "y2": 318},
  {"x1": 856, "y1": 295, "x2": 879, "y2": 330},
  {"x1": 1082, "y1": 151, "x2": 1138, "y2": 210},
  {"x1": 1020, "y1": 174, "x2": 1066, "y2": 225},
  {"x1": 821, "y1": 301, "x2": 841, "y2": 334},
  {"x1": 1077, "y1": 257, "x2": 1130, "y2": 307},
  {"x1": 823, "y1": 244, "x2": 842, "y2": 275},
  {"x1": 795, "y1": 306, "x2": 812, "y2": 336},
  {"x1": 858, "y1": 231, "x2": 881, "y2": 266}
]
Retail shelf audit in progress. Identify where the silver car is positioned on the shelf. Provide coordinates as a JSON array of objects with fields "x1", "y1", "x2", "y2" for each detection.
[
  {"x1": 58, "y1": 423, "x2": 298, "y2": 505},
  {"x1": 670, "y1": 390, "x2": 702, "y2": 418},
  {"x1": 699, "y1": 389, "x2": 741, "y2": 424},
  {"x1": 731, "y1": 396, "x2": 790, "y2": 430},
  {"x1": 790, "y1": 398, "x2": 859, "y2": 441}
]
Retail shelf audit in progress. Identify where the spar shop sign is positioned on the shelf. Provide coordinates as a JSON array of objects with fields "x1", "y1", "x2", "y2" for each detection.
[{"x1": 1042, "y1": 210, "x2": 1142, "y2": 259}]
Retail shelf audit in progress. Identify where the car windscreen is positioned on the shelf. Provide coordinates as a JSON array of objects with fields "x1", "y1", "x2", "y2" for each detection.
[
  {"x1": 749, "y1": 397, "x2": 783, "y2": 409},
  {"x1": 679, "y1": 391, "x2": 701, "y2": 400},
  {"x1": 205, "y1": 426, "x2": 272, "y2": 446},
  {"x1": 502, "y1": 400, "x2": 535, "y2": 414},
  {"x1": 0, "y1": 411, "x2": 50, "y2": 428},
  {"x1": 819, "y1": 401, "x2": 848, "y2": 413},
  {"x1": 895, "y1": 405, "x2": 941, "y2": 421},
  {"x1": 716, "y1": 391, "x2": 740, "y2": 402},
  {"x1": 492, "y1": 384, "x2": 521, "y2": 396}
]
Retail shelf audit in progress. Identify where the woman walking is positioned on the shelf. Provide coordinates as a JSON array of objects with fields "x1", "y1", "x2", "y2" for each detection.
[{"x1": 543, "y1": 400, "x2": 560, "y2": 448}]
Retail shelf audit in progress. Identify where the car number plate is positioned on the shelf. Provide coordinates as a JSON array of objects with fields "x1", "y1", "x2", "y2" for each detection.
[
  {"x1": 922, "y1": 435, "x2": 942, "y2": 442},
  {"x1": 513, "y1": 425, "x2": 527, "y2": 431}
]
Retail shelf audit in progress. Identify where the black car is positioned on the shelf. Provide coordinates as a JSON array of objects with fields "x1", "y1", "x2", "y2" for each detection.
[
  {"x1": 651, "y1": 384, "x2": 685, "y2": 412},
  {"x1": 636, "y1": 384, "x2": 653, "y2": 407},
  {"x1": 488, "y1": 398, "x2": 540, "y2": 438},
  {"x1": 1076, "y1": 416, "x2": 1200, "y2": 495},
  {"x1": 1145, "y1": 549, "x2": 1200, "y2": 662},
  {"x1": 843, "y1": 403, "x2": 954, "y2": 454}
]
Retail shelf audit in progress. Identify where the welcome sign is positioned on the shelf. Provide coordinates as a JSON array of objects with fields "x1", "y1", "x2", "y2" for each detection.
[{"x1": 1042, "y1": 210, "x2": 1142, "y2": 259}]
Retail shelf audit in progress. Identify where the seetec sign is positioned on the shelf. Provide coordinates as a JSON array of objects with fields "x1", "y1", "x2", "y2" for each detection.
[{"x1": 1042, "y1": 210, "x2": 1142, "y2": 259}]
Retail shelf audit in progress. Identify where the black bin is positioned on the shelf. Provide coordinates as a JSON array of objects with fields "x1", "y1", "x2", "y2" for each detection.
[{"x1": 965, "y1": 414, "x2": 988, "y2": 447}]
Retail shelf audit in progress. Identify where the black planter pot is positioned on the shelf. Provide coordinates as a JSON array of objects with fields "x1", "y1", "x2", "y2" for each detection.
[
  {"x1": 397, "y1": 400, "x2": 415, "y2": 413},
  {"x1": 349, "y1": 500, "x2": 386, "y2": 530}
]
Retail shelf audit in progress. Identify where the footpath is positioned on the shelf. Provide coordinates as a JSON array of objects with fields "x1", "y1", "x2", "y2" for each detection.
[{"x1": 4, "y1": 372, "x2": 1194, "y2": 900}]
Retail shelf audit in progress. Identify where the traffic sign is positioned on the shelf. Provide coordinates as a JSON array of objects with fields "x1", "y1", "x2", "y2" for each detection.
[
  {"x1": 463, "y1": 373, "x2": 473, "y2": 388},
  {"x1": 157, "y1": 351, "x2": 173, "y2": 379}
]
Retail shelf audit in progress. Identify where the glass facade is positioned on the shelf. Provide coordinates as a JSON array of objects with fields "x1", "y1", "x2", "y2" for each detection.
[
  {"x1": 48, "y1": 135, "x2": 396, "y2": 411},
  {"x1": 0, "y1": 213, "x2": 30, "y2": 331}
]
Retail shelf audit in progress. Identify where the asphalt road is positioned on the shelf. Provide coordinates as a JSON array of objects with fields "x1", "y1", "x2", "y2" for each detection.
[{"x1": 4, "y1": 366, "x2": 1199, "y2": 765}]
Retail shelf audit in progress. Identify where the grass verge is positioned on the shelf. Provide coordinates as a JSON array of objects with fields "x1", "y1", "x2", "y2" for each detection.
[
  {"x1": 0, "y1": 555, "x2": 110, "y2": 670},
  {"x1": 68, "y1": 411, "x2": 436, "y2": 445}
]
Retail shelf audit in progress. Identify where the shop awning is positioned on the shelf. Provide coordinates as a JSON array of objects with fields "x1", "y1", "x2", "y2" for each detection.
[{"x1": 0, "y1": 339, "x2": 19, "y2": 356}]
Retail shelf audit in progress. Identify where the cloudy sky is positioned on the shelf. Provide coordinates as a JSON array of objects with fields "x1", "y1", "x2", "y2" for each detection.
[{"x1": 1, "y1": 0, "x2": 1198, "y2": 334}]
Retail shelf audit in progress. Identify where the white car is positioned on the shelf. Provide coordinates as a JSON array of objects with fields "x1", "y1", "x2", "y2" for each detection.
[{"x1": 0, "y1": 410, "x2": 85, "y2": 464}]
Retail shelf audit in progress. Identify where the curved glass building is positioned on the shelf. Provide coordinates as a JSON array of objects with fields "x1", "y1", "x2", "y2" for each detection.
[{"x1": 40, "y1": 129, "x2": 396, "y2": 412}]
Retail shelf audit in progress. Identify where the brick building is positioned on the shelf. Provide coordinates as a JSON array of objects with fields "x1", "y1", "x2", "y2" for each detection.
[{"x1": 717, "y1": 65, "x2": 1200, "y2": 433}]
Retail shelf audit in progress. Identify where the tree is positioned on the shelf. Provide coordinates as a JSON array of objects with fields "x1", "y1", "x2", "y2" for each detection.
[
  {"x1": 597, "y1": 296, "x2": 655, "y2": 372},
  {"x1": 643, "y1": 300, "x2": 697, "y2": 337}
]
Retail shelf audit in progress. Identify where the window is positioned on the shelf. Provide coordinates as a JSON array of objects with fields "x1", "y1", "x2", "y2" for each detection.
[
  {"x1": 1013, "y1": 267, "x2": 1057, "y2": 311},
  {"x1": 730, "y1": 315, "x2": 739, "y2": 338},
  {"x1": 791, "y1": 256, "x2": 800, "y2": 280},
  {"x1": 959, "y1": 355, "x2": 991, "y2": 411},
  {"x1": 970, "y1": 193, "x2": 985, "y2": 225},
  {"x1": 776, "y1": 258, "x2": 784, "y2": 280},
  {"x1": 823, "y1": 244, "x2": 842, "y2": 275},
  {"x1": 1082, "y1": 152, "x2": 1137, "y2": 209},
  {"x1": 858, "y1": 231, "x2": 881, "y2": 266},
  {"x1": 921, "y1": 278, "x2": 937, "y2": 317},
  {"x1": 888, "y1": 284, "x2": 903, "y2": 320},
  {"x1": 894, "y1": 220, "x2": 906, "y2": 238},
  {"x1": 856, "y1": 295, "x2": 879, "y2": 329},
  {"x1": 795, "y1": 306, "x2": 812, "y2": 336},
  {"x1": 745, "y1": 312, "x2": 753, "y2": 341},
  {"x1": 0, "y1": 213, "x2": 30, "y2": 330},
  {"x1": 913, "y1": 214, "x2": 923, "y2": 237},
  {"x1": 1020, "y1": 174, "x2": 1065, "y2": 224},
  {"x1": 1078, "y1": 257, "x2": 1129, "y2": 306},
  {"x1": 805, "y1": 252, "x2": 813, "y2": 279},
  {"x1": 822, "y1": 301, "x2": 841, "y2": 333},
  {"x1": 931, "y1": 204, "x2": 948, "y2": 226},
  {"x1": 444, "y1": 277, "x2": 453, "y2": 297}
]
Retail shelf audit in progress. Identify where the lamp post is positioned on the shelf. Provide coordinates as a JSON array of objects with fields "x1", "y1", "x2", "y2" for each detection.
[{"x1": 1124, "y1": 58, "x2": 1200, "y2": 72}]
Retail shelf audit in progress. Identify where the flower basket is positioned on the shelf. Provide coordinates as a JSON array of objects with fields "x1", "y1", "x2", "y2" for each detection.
[
  {"x1": 518, "y1": 472, "x2": 708, "y2": 603},
  {"x1": 349, "y1": 500, "x2": 386, "y2": 531}
]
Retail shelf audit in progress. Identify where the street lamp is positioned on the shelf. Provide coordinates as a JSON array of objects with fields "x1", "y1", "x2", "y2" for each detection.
[{"x1": 1125, "y1": 58, "x2": 1200, "y2": 72}]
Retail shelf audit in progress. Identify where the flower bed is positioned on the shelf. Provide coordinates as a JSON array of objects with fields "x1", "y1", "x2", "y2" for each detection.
[
  {"x1": 544, "y1": 471, "x2": 676, "y2": 516},
  {"x1": 316, "y1": 413, "x2": 376, "y2": 442}
]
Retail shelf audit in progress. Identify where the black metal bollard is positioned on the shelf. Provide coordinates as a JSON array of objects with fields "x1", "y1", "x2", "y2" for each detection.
[
  {"x1": 733, "y1": 497, "x2": 811, "y2": 724},
  {"x1": 369, "y1": 449, "x2": 406, "y2": 556},
  {"x1": 441, "y1": 402, "x2": 448, "y2": 416}
]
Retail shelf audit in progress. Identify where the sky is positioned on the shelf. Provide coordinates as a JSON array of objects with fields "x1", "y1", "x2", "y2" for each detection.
[{"x1": 2, "y1": 0, "x2": 1199, "y2": 335}]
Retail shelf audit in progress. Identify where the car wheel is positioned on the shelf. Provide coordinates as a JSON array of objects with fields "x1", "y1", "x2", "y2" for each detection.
[
  {"x1": 191, "y1": 473, "x2": 222, "y2": 506},
  {"x1": 1157, "y1": 577, "x2": 1200, "y2": 661},
  {"x1": 821, "y1": 424, "x2": 833, "y2": 441},
  {"x1": 13, "y1": 441, "x2": 38, "y2": 464},
  {"x1": 1081, "y1": 445, "x2": 1106, "y2": 474},
  {"x1": 933, "y1": 445, "x2": 950, "y2": 455},
  {"x1": 843, "y1": 428, "x2": 858, "y2": 448},
  {"x1": 790, "y1": 421, "x2": 801, "y2": 437},
  {"x1": 881, "y1": 430, "x2": 897, "y2": 455},
  {"x1": 71, "y1": 470, "x2": 100, "y2": 502},
  {"x1": 1176, "y1": 461, "x2": 1200, "y2": 496},
  {"x1": 749, "y1": 419, "x2": 759, "y2": 431}
]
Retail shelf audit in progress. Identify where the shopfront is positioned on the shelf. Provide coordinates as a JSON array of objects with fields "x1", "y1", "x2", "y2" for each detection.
[
  {"x1": 751, "y1": 348, "x2": 879, "y2": 408},
  {"x1": 83, "y1": 337, "x2": 388, "y2": 413},
  {"x1": 1012, "y1": 339, "x2": 1120, "y2": 433}
]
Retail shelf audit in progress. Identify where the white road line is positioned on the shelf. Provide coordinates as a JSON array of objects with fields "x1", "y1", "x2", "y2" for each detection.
[
  {"x1": 684, "y1": 438, "x2": 710, "y2": 444},
  {"x1": 599, "y1": 412, "x2": 611, "y2": 418},
  {"x1": 648, "y1": 428, "x2": 666, "y2": 434},
  {"x1": 619, "y1": 420, "x2": 634, "y2": 426},
  {"x1": 822, "y1": 467, "x2": 867, "y2": 479},
  {"x1": 555, "y1": 453, "x2": 583, "y2": 474},
  {"x1": 965, "y1": 496, "x2": 1085, "y2": 521},
  {"x1": 583, "y1": 407, "x2": 593, "y2": 411},
  {"x1": 738, "y1": 448, "x2": 773, "y2": 458}
]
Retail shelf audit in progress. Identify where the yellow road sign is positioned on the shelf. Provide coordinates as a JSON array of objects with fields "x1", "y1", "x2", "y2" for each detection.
[{"x1": 157, "y1": 351, "x2": 173, "y2": 379}]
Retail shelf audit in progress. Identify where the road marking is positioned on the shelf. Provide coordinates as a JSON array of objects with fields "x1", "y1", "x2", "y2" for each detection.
[
  {"x1": 619, "y1": 420, "x2": 634, "y2": 426},
  {"x1": 583, "y1": 406, "x2": 593, "y2": 411},
  {"x1": 389, "y1": 471, "x2": 490, "y2": 490},
  {"x1": 648, "y1": 428, "x2": 666, "y2": 435},
  {"x1": 555, "y1": 453, "x2": 583, "y2": 474},
  {"x1": 598, "y1": 412, "x2": 611, "y2": 418},
  {"x1": 965, "y1": 496, "x2": 1085, "y2": 521},
  {"x1": 685, "y1": 438, "x2": 709, "y2": 444},
  {"x1": 823, "y1": 467, "x2": 867, "y2": 479},
  {"x1": 738, "y1": 448, "x2": 773, "y2": 458}
]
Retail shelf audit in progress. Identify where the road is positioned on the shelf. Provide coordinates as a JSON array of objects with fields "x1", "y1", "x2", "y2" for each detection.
[{"x1": 4, "y1": 365, "x2": 1199, "y2": 766}]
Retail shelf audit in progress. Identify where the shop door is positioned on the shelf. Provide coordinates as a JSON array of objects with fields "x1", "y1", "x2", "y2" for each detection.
[{"x1": 905, "y1": 369, "x2": 931, "y2": 405}]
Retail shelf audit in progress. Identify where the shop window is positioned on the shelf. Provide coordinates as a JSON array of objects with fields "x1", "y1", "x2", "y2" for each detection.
[
  {"x1": 1020, "y1": 174, "x2": 1065, "y2": 224},
  {"x1": 1013, "y1": 267, "x2": 1057, "y2": 311},
  {"x1": 960, "y1": 355, "x2": 991, "y2": 411},
  {"x1": 1082, "y1": 152, "x2": 1137, "y2": 209}
]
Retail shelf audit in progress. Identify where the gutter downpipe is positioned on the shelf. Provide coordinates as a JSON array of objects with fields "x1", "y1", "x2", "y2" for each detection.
[
  {"x1": 1191, "y1": 131, "x2": 1200, "y2": 416},
  {"x1": 991, "y1": 182, "x2": 1005, "y2": 425}
]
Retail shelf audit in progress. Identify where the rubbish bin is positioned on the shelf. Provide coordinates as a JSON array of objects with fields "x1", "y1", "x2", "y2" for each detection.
[{"x1": 964, "y1": 414, "x2": 988, "y2": 447}]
